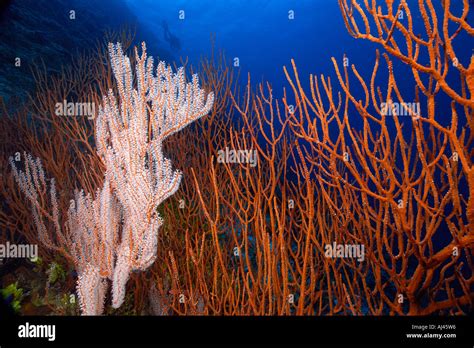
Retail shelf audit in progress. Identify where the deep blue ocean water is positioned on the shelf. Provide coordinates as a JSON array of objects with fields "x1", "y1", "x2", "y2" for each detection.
[
  {"x1": 122, "y1": 0, "x2": 473, "y2": 107},
  {"x1": 1, "y1": 0, "x2": 472, "y2": 110},
  {"x1": 125, "y1": 0, "x2": 354, "y2": 95}
]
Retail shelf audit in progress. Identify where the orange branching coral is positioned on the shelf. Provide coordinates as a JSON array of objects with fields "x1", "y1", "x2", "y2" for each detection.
[
  {"x1": 158, "y1": 0, "x2": 474, "y2": 315},
  {"x1": 282, "y1": 0, "x2": 474, "y2": 314},
  {"x1": 338, "y1": 0, "x2": 474, "y2": 108}
]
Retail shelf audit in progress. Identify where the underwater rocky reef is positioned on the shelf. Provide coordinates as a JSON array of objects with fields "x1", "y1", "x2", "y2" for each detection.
[{"x1": 0, "y1": 0, "x2": 174, "y2": 101}]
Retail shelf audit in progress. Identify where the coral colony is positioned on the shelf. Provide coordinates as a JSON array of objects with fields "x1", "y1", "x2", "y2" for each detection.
[
  {"x1": 0, "y1": 0, "x2": 473, "y2": 319},
  {"x1": 9, "y1": 43, "x2": 214, "y2": 315}
]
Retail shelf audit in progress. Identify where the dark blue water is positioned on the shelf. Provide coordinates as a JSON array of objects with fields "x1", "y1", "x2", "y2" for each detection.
[
  {"x1": 1, "y1": 0, "x2": 472, "y2": 107},
  {"x1": 126, "y1": 0, "x2": 371, "y2": 97},
  {"x1": 124, "y1": 0, "x2": 473, "y2": 105},
  {"x1": 131, "y1": 1, "x2": 340, "y2": 83}
]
